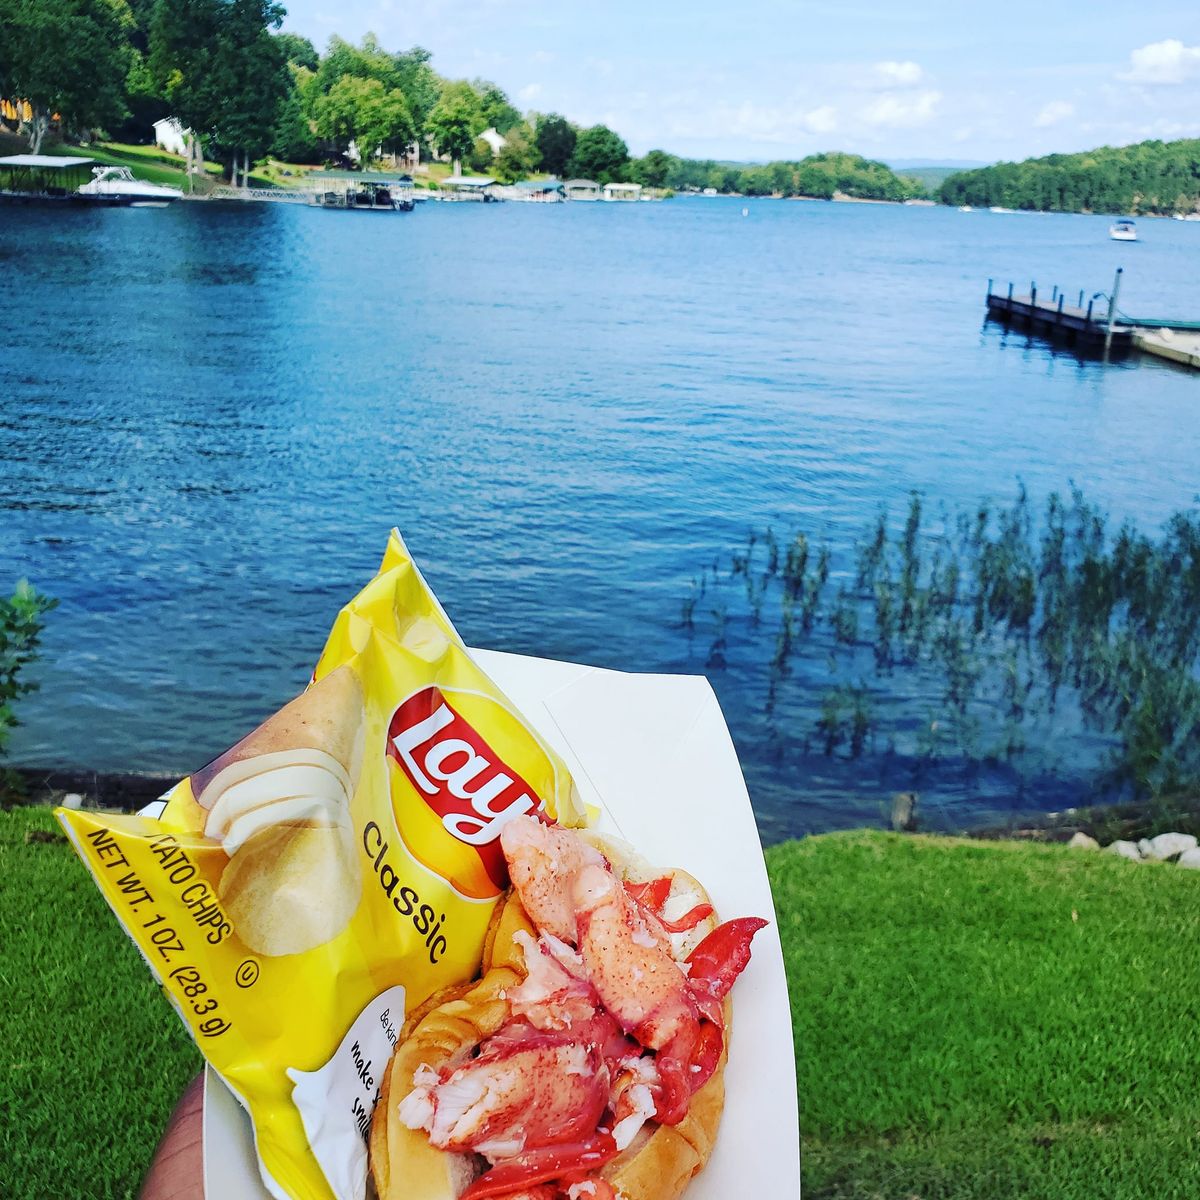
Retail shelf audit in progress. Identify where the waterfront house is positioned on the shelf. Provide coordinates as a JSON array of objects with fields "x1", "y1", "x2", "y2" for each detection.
[
  {"x1": 153, "y1": 117, "x2": 191, "y2": 158},
  {"x1": 564, "y1": 179, "x2": 601, "y2": 201},
  {"x1": 602, "y1": 182, "x2": 642, "y2": 202},
  {"x1": 479, "y1": 127, "x2": 507, "y2": 157}
]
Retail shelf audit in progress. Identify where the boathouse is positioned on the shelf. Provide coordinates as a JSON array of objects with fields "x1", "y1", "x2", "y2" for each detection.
[
  {"x1": 602, "y1": 182, "x2": 642, "y2": 202},
  {"x1": 438, "y1": 175, "x2": 498, "y2": 201},
  {"x1": 513, "y1": 178, "x2": 564, "y2": 202},
  {"x1": 564, "y1": 179, "x2": 601, "y2": 201}
]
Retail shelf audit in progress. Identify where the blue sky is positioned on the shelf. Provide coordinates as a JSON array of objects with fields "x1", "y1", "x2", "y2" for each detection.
[{"x1": 281, "y1": 1, "x2": 1200, "y2": 162}]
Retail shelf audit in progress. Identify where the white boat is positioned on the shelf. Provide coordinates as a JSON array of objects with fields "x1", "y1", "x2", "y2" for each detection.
[
  {"x1": 77, "y1": 165, "x2": 182, "y2": 206},
  {"x1": 1109, "y1": 218, "x2": 1137, "y2": 242},
  {"x1": 958, "y1": 205, "x2": 973, "y2": 212}
]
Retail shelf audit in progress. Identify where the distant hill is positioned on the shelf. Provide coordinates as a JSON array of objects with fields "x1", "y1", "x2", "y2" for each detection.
[
  {"x1": 894, "y1": 164, "x2": 976, "y2": 190},
  {"x1": 888, "y1": 159, "x2": 989, "y2": 171},
  {"x1": 936, "y1": 139, "x2": 1200, "y2": 215},
  {"x1": 665, "y1": 152, "x2": 925, "y2": 200}
]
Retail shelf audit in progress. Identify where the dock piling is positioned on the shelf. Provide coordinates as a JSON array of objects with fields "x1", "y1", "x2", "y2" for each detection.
[{"x1": 1105, "y1": 267, "x2": 1123, "y2": 357}]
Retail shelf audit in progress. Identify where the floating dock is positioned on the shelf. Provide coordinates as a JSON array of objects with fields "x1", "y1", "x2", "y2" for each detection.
[
  {"x1": 985, "y1": 276, "x2": 1131, "y2": 353},
  {"x1": 986, "y1": 270, "x2": 1200, "y2": 371},
  {"x1": 1133, "y1": 329, "x2": 1200, "y2": 371}
]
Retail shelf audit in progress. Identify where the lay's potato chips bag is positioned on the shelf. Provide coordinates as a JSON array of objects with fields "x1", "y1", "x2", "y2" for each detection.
[{"x1": 57, "y1": 531, "x2": 586, "y2": 1200}]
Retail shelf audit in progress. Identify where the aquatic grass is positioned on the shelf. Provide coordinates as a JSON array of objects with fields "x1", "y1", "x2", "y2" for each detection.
[{"x1": 690, "y1": 487, "x2": 1200, "y2": 813}]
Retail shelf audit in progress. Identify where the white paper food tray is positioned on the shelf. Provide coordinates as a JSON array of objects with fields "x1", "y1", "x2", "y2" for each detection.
[{"x1": 200, "y1": 648, "x2": 801, "y2": 1199}]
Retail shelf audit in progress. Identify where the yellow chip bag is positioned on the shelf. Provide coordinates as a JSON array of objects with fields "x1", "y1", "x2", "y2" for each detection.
[{"x1": 57, "y1": 530, "x2": 586, "y2": 1200}]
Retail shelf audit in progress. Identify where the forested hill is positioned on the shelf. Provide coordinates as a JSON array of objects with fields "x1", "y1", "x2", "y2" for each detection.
[
  {"x1": 669, "y1": 152, "x2": 924, "y2": 200},
  {"x1": 938, "y1": 139, "x2": 1200, "y2": 215}
]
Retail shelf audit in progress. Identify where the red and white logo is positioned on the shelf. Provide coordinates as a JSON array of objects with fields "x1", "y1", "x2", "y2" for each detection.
[{"x1": 386, "y1": 686, "x2": 550, "y2": 890}]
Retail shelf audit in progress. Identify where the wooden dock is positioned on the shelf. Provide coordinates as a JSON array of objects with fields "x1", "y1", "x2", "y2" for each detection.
[
  {"x1": 985, "y1": 270, "x2": 1200, "y2": 371},
  {"x1": 985, "y1": 279, "x2": 1132, "y2": 352}
]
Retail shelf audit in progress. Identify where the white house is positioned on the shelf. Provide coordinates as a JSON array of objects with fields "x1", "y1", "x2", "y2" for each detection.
[
  {"x1": 152, "y1": 117, "x2": 190, "y2": 158},
  {"x1": 479, "y1": 127, "x2": 507, "y2": 157}
]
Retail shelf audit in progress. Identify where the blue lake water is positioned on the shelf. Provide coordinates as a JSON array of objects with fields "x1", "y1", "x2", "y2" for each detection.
[{"x1": 2, "y1": 196, "x2": 1199, "y2": 842}]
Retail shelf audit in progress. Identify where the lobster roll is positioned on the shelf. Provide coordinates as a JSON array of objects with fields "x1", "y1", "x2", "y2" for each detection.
[{"x1": 369, "y1": 816, "x2": 767, "y2": 1200}]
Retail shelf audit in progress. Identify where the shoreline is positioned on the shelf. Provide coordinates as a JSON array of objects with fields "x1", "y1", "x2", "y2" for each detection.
[
  {"x1": 4, "y1": 766, "x2": 179, "y2": 811},
  {"x1": 8, "y1": 765, "x2": 1197, "y2": 846}
]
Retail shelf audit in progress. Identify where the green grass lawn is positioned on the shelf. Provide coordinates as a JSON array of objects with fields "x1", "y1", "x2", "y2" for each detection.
[
  {"x1": 0, "y1": 807, "x2": 201, "y2": 1200},
  {"x1": 56, "y1": 141, "x2": 280, "y2": 190},
  {"x1": 4, "y1": 809, "x2": 1200, "y2": 1197},
  {"x1": 771, "y1": 830, "x2": 1200, "y2": 1199},
  {"x1": 54, "y1": 141, "x2": 211, "y2": 188}
]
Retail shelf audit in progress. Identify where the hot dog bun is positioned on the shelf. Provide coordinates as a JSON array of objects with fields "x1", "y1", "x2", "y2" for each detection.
[{"x1": 370, "y1": 831, "x2": 731, "y2": 1200}]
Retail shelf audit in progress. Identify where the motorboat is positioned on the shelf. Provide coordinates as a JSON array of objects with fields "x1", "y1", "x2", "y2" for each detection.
[
  {"x1": 78, "y1": 165, "x2": 182, "y2": 206},
  {"x1": 958, "y1": 205, "x2": 972, "y2": 212},
  {"x1": 1109, "y1": 218, "x2": 1137, "y2": 242}
]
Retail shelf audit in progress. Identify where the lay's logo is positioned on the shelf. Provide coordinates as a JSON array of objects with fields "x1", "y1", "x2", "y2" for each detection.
[{"x1": 386, "y1": 686, "x2": 551, "y2": 892}]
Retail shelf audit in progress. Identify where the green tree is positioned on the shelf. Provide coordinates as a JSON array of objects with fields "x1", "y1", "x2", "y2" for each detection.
[
  {"x1": 535, "y1": 113, "x2": 576, "y2": 178},
  {"x1": 115, "y1": 47, "x2": 169, "y2": 143},
  {"x1": 937, "y1": 138, "x2": 1200, "y2": 215},
  {"x1": 312, "y1": 32, "x2": 397, "y2": 91},
  {"x1": 493, "y1": 121, "x2": 540, "y2": 182},
  {"x1": 275, "y1": 30, "x2": 317, "y2": 70},
  {"x1": 427, "y1": 80, "x2": 483, "y2": 174},
  {"x1": 150, "y1": 0, "x2": 289, "y2": 185},
  {"x1": 1, "y1": 0, "x2": 134, "y2": 153},
  {"x1": 474, "y1": 79, "x2": 520, "y2": 134},
  {"x1": 391, "y1": 46, "x2": 438, "y2": 142},
  {"x1": 315, "y1": 74, "x2": 414, "y2": 167},
  {"x1": 631, "y1": 148, "x2": 677, "y2": 189},
  {"x1": 270, "y1": 73, "x2": 319, "y2": 162},
  {"x1": 568, "y1": 124, "x2": 628, "y2": 184},
  {"x1": 467, "y1": 135, "x2": 494, "y2": 174}
]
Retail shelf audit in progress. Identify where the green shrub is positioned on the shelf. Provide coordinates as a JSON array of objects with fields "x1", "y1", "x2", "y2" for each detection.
[{"x1": 0, "y1": 580, "x2": 57, "y2": 758}]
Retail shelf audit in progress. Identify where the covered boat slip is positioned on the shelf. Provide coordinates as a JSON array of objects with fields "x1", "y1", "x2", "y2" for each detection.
[
  {"x1": 437, "y1": 174, "x2": 500, "y2": 201},
  {"x1": 308, "y1": 170, "x2": 416, "y2": 212},
  {"x1": 0, "y1": 155, "x2": 124, "y2": 204}
]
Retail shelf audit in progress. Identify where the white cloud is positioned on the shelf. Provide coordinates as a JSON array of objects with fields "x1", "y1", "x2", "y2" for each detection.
[
  {"x1": 1034, "y1": 100, "x2": 1075, "y2": 128},
  {"x1": 861, "y1": 89, "x2": 941, "y2": 128},
  {"x1": 804, "y1": 105, "x2": 838, "y2": 135},
  {"x1": 530, "y1": 50, "x2": 555, "y2": 64},
  {"x1": 518, "y1": 83, "x2": 543, "y2": 102},
  {"x1": 872, "y1": 60, "x2": 923, "y2": 89},
  {"x1": 1120, "y1": 39, "x2": 1200, "y2": 85},
  {"x1": 645, "y1": 98, "x2": 838, "y2": 146}
]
